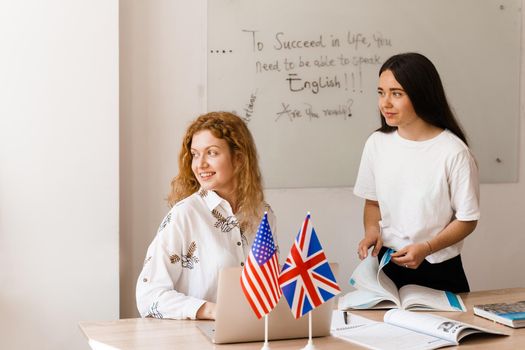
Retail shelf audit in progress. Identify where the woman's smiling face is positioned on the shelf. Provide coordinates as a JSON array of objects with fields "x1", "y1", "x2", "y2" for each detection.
[{"x1": 191, "y1": 130, "x2": 237, "y2": 200}]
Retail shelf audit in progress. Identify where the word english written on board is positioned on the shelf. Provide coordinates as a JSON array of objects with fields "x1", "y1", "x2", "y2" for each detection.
[{"x1": 240, "y1": 29, "x2": 393, "y2": 123}]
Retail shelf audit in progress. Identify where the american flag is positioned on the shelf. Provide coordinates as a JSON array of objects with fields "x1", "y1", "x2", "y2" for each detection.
[
  {"x1": 278, "y1": 213, "x2": 340, "y2": 319},
  {"x1": 240, "y1": 212, "x2": 281, "y2": 319}
]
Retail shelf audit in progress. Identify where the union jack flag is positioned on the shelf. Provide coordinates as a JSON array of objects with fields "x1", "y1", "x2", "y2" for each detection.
[
  {"x1": 240, "y1": 213, "x2": 281, "y2": 319},
  {"x1": 278, "y1": 213, "x2": 340, "y2": 319}
]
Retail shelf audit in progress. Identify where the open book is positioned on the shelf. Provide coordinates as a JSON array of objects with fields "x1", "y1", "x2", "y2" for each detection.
[
  {"x1": 338, "y1": 249, "x2": 465, "y2": 311},
  {"x1": 331, "y1": 309, "x2": 507, "y2": 350}
]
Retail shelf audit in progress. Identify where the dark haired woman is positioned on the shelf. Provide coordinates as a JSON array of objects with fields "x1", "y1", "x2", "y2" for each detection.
[{"x1": 354, "y1": 53, "x2": 479, "y2": 293}]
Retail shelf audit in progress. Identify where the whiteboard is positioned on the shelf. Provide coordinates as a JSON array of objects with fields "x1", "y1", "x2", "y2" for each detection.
[{"x1": 207, "y1": 0, "x2": 521, "y2": 188}]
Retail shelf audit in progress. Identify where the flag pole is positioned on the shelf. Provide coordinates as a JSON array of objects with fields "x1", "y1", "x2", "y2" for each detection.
[
  {"x1": 261, "y1": 314, "x2": 270, "y2": 350},
  {"x1": 301, "y1": 212, "x2": 316, "y2": 350},
  {"x1": 301, "y1": 312, "x2": 317, "y2": 350},
  {"x1": 261, "y1": 210, "x2": 271, "y2": 350}
]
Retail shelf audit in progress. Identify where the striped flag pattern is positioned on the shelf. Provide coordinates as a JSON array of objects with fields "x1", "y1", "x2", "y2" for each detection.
[
  {"x1": 278, "y1": 213, "x2": 341, "y2": 319},
  {"x1": 240, "y1": 213, "x2": 282, "y2": 319}
]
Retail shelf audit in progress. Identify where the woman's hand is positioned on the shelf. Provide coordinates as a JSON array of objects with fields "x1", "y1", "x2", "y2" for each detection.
[
  {"x1": 390, "y1": 242, "x2": 429, "y2": 269},
  {"x1": 390, "y1": 220, "x2": 477, "y2": 269},
  {"x1": 358, "y1": 230, "x2": 383, "y2": 260},
  {"x1": 358, "y1": 199, "x2": 383, "y2": 260},
  {"x1": 196, "y1": 301, "x2": 217, "y2": 320}
]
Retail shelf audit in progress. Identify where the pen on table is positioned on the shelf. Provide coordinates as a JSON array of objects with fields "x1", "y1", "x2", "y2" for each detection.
[{"x1": 343, "y1": 311, "x2": 349, "y2": 325}]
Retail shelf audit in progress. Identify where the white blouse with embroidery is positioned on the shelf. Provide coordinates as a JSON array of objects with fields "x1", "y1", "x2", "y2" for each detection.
[{"x1": 136, "y1": 189, "x2": 277, "y2": 320}]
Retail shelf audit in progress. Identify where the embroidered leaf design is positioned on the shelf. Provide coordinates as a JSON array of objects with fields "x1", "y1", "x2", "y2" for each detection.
[
  {"x1": 182, "y1": 256, "x2": 198, "y2": 269},
  {"x1": 211, "y1": 209, "x2": 225, "y2": 222},
  {"x1": 169, "y1": 243, "x2": 199, "y2": 269},
  {"x1": 146, "y1": 301, "x2": 163, "y2": 319},
  {"x1": 186, "y1": 241, "x2": 197, "y2": 258},
  {"x1": 169, "y1": 254, "x2": 180, "y2": 264},
  {"x1": 211, "y1": 209, "x2": 239, "y2": 232},
  {"x1": 198, "y1": 189, "x2": 209, "y2": 198},
  {"x1": 179, "y1": 242, "x2": 199, "y2": 269},
  {"x1": 158, "y1": 212, "x2": 172, "y2": 232},
  {"x1": 143, "y1": 256, "x2": 152, "y2": 266},
  {"x1": 241, "y1": 232, "x2": 248, "y2": 248}
]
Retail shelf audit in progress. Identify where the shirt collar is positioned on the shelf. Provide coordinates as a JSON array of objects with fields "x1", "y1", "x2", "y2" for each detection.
[{"x1": 198, "y1": 188, "x2": 231, "y2": 213}]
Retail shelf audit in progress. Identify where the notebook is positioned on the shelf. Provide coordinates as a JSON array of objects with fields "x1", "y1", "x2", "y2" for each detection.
[{"x1": 197, "y1": 264, "x2": 338, "y2": 344}]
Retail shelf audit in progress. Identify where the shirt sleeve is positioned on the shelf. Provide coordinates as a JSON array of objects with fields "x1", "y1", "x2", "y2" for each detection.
[
  {"x1": 136, "y1": 214, "x2": 206, "y2": 320},
  {"x1": 353, "y1": 134, "x2": 377, "y2": 201},
  {"x1": 449, "y1": 149, "x2": 480, "y2": 221}
]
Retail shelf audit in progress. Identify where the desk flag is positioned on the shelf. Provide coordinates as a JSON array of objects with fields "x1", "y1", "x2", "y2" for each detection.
[
  {"x1": 240, "y1": 212, "x2": 282, "y2": 319},
  {"x1": 278, "y1": 213, "x2": 340, "y2": 319}
]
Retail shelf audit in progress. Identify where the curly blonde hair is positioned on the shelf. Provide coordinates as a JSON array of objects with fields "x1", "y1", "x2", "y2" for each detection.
[{"x1": 168, "y1": 111, "x2": 265, "y2": 232}]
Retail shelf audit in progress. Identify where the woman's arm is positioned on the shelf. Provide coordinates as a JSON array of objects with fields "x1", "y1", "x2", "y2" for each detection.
[
  {"x1": 357, "y1": 199, "x2": 383, "y2": 260},
  {"x1": 390, "y1": 219, "x2": 477, "y2": 268},
  {"x1": 136, "y1": 235, "x2": 209, "y2": 320},
  {"x1": 136, "y1": 214, "x2": 210, "y2": 320}
]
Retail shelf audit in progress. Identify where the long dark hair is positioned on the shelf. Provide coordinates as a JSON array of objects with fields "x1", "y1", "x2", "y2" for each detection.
[{"x1": 377, "y1": 52, "x2": 468, "y2": 145}]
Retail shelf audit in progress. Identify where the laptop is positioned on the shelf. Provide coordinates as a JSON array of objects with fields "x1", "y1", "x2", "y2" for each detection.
[{"x1": 197, "y1": 264, "x2": 338, "y2": 344}]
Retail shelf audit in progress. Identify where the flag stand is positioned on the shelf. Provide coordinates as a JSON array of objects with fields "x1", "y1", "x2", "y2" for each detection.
[
  {"x1": 240, "y1": 212, "x2": 281, "y2": 350},
  {"x1": 260, "y1": 314, "x2": 271, "y2": 350},
  {"x1": 301, "y1": 312, "x2": 317, "y2": 350},
  {"x1": 278, "y1": 211, "x2": 340, "y2": 350}
]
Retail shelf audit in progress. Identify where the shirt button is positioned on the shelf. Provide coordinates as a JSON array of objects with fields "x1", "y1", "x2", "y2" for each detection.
[
  {"x1": 142, "y1": 278, "x2": 148, "y2": 283},
  {"x1": 240, "y1": 262, "x2": 244, "y2": 267},
  {"x1": 237, "y1": 241, "x2": 241, "y2": 246}
]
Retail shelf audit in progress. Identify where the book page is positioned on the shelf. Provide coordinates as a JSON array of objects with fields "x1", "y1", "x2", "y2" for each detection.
[
  {"x1": 384, "y1": 309, "x2": 505, "y2": 343},
  {"x1": 385, "y1": 309, "x2": 463, "y2": 343},
  {"x1": 338, "y1": 289, "x2": 397, "y2": 309},
  {"x1": 332, "y1": 312, "x2": 452, "y2": 350},
  {"x1": 348, "y1": 251, "x2": 399, "y2": 302},
  {"x1": 330, "y1": 310, "x2": 375, "y2": 332},
  {"x1": 399, "y1": 285, "x2": 466, "y2": 311},
  {"x1": 376, "y1": 249, "x2": 400, "y2": 302}
]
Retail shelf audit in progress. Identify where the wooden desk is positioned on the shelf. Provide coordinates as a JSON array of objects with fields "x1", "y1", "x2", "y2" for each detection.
[{"x1": 79, "y1": 288, "x2": 525, "y2": 349}]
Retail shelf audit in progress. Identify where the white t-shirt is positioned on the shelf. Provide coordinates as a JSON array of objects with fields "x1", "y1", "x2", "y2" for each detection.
[
  {"x1": 354, "y1": 129, "x2": 480, "y2": 263},
  {"x1": 136, "y1": 189, "x2": 276, "y2": 319}
]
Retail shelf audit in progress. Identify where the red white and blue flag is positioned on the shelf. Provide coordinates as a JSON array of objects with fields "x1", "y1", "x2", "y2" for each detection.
[
  {"x1": 240, "y1": 212, "x2": 282, "y2": 319},
  {"x1": 278, "y1": 213, "x2": 340, "y2": 319}
]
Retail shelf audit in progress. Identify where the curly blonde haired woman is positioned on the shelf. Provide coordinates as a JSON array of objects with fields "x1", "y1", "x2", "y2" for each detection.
[{"x1": 136, "y1": 112, "x2": 276, "y2": 320}]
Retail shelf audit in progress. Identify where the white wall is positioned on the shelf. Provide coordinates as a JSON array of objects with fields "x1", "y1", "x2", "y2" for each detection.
[
  {"x1": 0, "y1": 1, "x2": 119, "y2": 349},
  {"x1": 119, "y1": 0, "x2": 207, "y2": 318},
  {"x1": 120, "y1": 0, "x2": 525, "y2": 318}
]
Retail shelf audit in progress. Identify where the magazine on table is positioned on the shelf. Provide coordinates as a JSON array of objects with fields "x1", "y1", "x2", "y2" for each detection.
[
  {"x1": 331, "y1": 309, "x2": 508, "y2": 350},
  {"x1": 338, "y1": 248, "x2": 465, "y2": 312}
]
